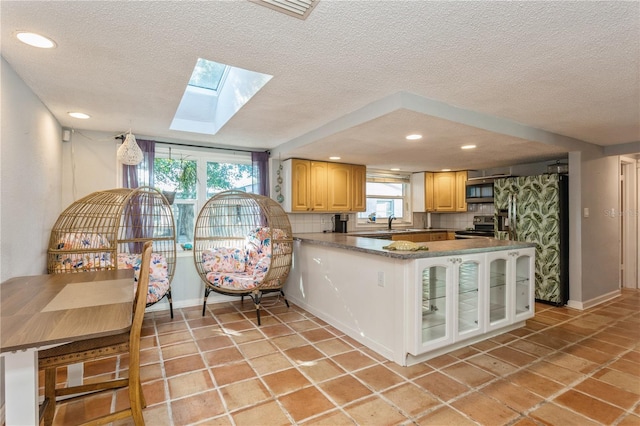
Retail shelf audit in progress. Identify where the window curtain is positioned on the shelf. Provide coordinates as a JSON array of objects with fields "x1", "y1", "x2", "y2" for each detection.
[
  {"x1": 121, "y1": 139, "x2": 156, "y2": 253},
  {"x1": 251, "y1": 151, "x2": 269, "y2": 196},
  {"x1": 122, "y1": 139, "x2": 156, "y2": 189}
]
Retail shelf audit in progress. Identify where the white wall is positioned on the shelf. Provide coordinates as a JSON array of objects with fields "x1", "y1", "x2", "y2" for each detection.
[
  {"x1": 1, "y1": 55, "x2": 63, "y2": 425},
  {"x1": 1, "y1": 57, "x2": 62, "y2": 280}
]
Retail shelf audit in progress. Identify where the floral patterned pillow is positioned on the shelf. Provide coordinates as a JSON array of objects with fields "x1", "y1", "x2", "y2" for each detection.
[{"x1": 202, "y1": 247, "x2": 246, "y2": 273}]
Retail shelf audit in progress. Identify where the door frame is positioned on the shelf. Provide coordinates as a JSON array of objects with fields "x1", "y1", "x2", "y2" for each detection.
[{"x1": 620, "y1": 156, "x2": 638, "y2": 289}]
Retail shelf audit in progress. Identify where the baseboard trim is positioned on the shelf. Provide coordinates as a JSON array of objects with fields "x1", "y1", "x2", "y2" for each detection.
[{"x1": 566, "y1": 289, "x2": 621, "y2": 310}]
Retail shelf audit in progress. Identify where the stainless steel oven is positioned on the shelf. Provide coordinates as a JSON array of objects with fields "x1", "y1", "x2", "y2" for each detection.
[{"x1": 454, "y1": 215, "x2": 495, "y2": 239}]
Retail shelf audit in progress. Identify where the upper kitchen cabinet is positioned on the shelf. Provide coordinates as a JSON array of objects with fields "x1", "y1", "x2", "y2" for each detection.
[
  {"x1": 412, "y1": 171, "x2": 467, "y2": 213},
  {"x1": 281, "y1": 159, "x2": 366, "y2": 213}
]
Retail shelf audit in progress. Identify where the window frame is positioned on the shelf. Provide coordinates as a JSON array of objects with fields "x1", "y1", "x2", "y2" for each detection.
[{"x1": 355, "y1": 170, "x2": 413, "y2": 228}]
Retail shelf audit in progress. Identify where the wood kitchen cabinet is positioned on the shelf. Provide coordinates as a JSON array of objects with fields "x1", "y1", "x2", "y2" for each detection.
[
  {"x1": 282, "y1": 159, "x2": 366, "y2": 212},
  {"x1": 412, "y1": 171, "x2": 467, "y2": 213}
]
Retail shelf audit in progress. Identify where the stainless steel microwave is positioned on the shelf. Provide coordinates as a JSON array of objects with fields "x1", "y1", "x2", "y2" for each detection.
[{"x1": 465, "y1": 176, "x2": 508, "y2": 203}]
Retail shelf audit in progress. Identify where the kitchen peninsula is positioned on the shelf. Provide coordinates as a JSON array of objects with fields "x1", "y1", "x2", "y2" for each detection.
[{"x1": 285, "y1": 233, "x2": 536, "y2": 366}]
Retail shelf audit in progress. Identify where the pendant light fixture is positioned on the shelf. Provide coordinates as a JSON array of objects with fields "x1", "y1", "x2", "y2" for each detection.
[{"x1": 117, "y1": 130, "x2": 144, "y2": 165}]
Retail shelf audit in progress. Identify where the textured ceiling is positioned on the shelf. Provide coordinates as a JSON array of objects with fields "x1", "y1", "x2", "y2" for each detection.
[{"x1": 2, "y1": 1, "x2": 639, "y2": 171}]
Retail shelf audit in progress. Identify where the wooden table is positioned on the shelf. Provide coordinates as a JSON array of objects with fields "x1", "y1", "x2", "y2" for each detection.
[{"x1": 1, "y1": 270, "x2": 135, "y2": 426}]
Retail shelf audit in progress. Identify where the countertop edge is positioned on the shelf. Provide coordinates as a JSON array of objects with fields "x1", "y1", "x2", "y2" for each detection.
[{"x1": 293, "y1": 233, "x2": 536, "y2": 259}]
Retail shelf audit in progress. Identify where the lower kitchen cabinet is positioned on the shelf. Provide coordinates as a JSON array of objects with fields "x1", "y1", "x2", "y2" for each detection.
[
  {"x1": 409, "y1": 253, "x2": 484, "y2": 355},
  {"x1": 409, "y1": 249, "x2": 533, "y2": 357}
]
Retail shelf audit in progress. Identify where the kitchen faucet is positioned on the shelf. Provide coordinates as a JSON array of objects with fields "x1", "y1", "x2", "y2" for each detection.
[{"x1": 388, "y1": 214, "x2": 396, "y2": 230}]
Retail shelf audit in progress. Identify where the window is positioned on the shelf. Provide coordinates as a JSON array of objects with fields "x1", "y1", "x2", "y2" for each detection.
[
  {"x1": 153, "y1": 146, "x2": 252, "y2": 248},
  {"x1": 357, "y1": 171, "x2": 412, "y2": 226}
]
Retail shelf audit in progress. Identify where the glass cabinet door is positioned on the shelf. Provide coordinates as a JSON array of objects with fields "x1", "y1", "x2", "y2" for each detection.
[
  {"x1": 513, "y1": 250, "x2": 535, "y2": 320},
  {"x1": 488, "y1": 256, "x2": 508, "y2": 328},
  {"x1": 421, "y1": 264, "x2": 448, "y2": 344},
  {"x1": 457, "y1": 259, "x2": 481, "y2": 337}
]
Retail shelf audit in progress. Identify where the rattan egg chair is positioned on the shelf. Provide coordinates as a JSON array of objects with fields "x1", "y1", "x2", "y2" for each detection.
[
  {"x1": 194, "y1": 190, "x2": 293, "y2": 325},
  {"x1": 47, "y1": 186, "x2": 177, "y2": 317}
]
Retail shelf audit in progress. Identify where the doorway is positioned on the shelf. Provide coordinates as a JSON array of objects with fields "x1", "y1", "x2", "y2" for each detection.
[{"x1": 620, "y1": 156, "x2": 638, "y2": 289}]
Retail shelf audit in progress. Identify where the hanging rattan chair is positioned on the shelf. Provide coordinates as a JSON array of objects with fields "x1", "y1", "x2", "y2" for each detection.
[
  {"x1": 193, "y1": 190, "x2": 293, "y2": 325},
  {"x1": 47, "y1": 186, "x2": 177, "y2": 317}
]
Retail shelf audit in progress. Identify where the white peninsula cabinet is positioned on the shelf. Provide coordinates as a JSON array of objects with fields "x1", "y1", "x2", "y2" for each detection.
[{"x1": 287, "y1": 234, "x2": 536, "y2": 366}]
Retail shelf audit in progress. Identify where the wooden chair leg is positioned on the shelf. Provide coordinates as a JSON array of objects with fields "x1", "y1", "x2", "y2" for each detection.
[
  {"x1": 202, "y1": 288, "x2": 211, "y2": 316},
  {"x1": 167, "y1": 289, "x2": 174, "y2": 319},
  {"x1": 43, "y1": 368, "x2": 57, "y2": 426}
]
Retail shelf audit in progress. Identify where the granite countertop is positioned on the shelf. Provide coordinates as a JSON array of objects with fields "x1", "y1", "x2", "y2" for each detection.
[
  {"x1": 293, "y1": 232, "x2": 536, "y2": 259},
  {"x1": 347, "y1": 228, "x2": 455, "y2": 238}
]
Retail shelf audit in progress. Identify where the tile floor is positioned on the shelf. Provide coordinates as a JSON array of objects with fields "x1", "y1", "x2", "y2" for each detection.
[{"x1": 45, "y1": 289, "x2": 640, "y2": 425}]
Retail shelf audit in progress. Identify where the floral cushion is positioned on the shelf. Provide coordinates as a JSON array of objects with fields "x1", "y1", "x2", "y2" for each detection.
[
  {"x1": 117, "y1": 252, "x2": 170, "y2": 305},
  {"x1": 202, "y1": 248, "x2": 246, "y2": 273},
  {"x1": 53, "y1": 233, "x2": 113, "y2": 272},
  {"x1": 201, "y1": 227, "x2": 289, "y2": 291}
]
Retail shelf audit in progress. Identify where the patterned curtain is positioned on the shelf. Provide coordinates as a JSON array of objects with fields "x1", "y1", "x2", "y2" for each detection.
[{"x1": 251, "y1": 151, "x2": 269, "y2": 196}]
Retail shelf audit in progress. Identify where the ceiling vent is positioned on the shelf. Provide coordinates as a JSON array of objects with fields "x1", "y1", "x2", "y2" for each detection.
[{"x1": 249, "y1": 0, "x2": 319, "y2": 20}]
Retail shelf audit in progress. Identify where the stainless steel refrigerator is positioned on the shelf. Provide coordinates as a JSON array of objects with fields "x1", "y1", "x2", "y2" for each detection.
[{"x1": 494, "y1": 173, "x2": 569, "y2": 305}]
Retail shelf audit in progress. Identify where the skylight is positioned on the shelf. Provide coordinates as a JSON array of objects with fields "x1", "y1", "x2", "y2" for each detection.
[
  {"x1": 188, "y1": 58, "x2": 227, "y2": 91},
  {"x1": 171, "y1": 58, "x2": 272, "y2": 135}
]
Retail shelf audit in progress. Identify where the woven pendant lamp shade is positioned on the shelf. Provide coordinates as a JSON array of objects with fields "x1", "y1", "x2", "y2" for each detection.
[{"x1": 117, "y1": 132, "x2": 144, "y2": 165}]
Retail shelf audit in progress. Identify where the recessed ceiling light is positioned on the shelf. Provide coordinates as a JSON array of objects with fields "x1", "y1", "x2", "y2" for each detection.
[
  {"x1": 441, "y1": 169, "x2": 451, "y2": 172},
  {"x1": 461, "y1": 144, "x2": 476, "y2": 150},
  {"x1": 68, "y1": 112, "x2": 91, "y2": 119},
  {"x1": 15, "y1": 31, "x2": 56, "y2": 48},
  {"x1": 406, "y1": 134, "x2": 422, "y2": 140},
  {"x1": 390, "y1": 168, "x2": 400, "y2": 171},
  {"x1": 329, "y1": 156, "x2": 341, "y2": 160}
]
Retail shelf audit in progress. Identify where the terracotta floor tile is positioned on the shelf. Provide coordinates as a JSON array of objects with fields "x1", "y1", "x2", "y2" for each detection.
[
  {"x1": 161, "y1": 341, "x2": 199, "y2": 360},
  {"x1": 510, "y1": 417, "x2": 540, "y2": 426},
  {"x1": 171, "y1": 390, "x2": 225, "y2": 424},
  {"x1": 609, "y1": 358, "x2": 640, "y2": 376},
  {"x1": 343, "y1": 395, "x2": 408, "y2": 425},
  {"x1": 470, "y1": 339, "x2": 500, "y2": 352},
  {"x1": 249, "y1": 352, "x2": 294, "y2": 375},
  {"x1": 278, "y1": 386, "x2": 336, "y2": 423},
  {"x1": 53, "y1": 392, "x2": 114, "y2": 425},
  {"x1": 592, "y1": 368, "x2": 640, "y2": 394},
  {"x1": 353, "y1": 364, "x2": 405, "y2": 392},
  {"x1": 300, "y1": 327, "x2": 336, "y2": 343},
  {"x1": 239, "y1": 339, "x2": 277, "y2": 359},
  {"x1": 382, "y1": 382, "x2": 440, "y2": 416},
  {"x1": 299, "y1": 409, "x2": 355, "y2": 425},
  {"x1": 288, "y1": 319, "x2": 324, "y2": 333},
  {"x1": 543, "y1": 351, "x2": 599, "y2": 374},
  {"x1": 314, "y1": 338, "x2": 355, "y2": 357},
  {"x1": 415, "y1": 405, "x2": 477, "y2": 425},
  {"x1": 140, "y1": 378, "x2": 167, "y2": 406},
  {"x1": 442, "y1": 361, "x2": 495, "y2": 388},
  {"x1": 270, "y1": 333, "x2": 308, "y2": 350},
  {"x1": 488, "y1": 346, "x2": 536, "y2": 367},
  {"x1": 155, "y1": 321, "x2": 188, "y2": 335},
  {"x1": 228, "y1": 328, "x2": 265, "y2": 344},
  {"x1": 163, "y1": 353, "x2": 206, "y2": 377},
  {"x1": 414, "y1": 371, "x2": 469, "y2": 402},
  {"x1": 529, "y1": 402, "x2": 600, "y2": 426},
  {"x1": 211, "y1": 360, "x2": 257, "y2": 386},
  {"x1": 262, "y1": 367, "x2": 312, "y2": 396},
  {"x1": 384, "y1": 361, "x2": 433, "y2": 380},
  {"x1": 452, "y1": 392, "x2": 519, "y2": 425},
  {"x1": 204, "y1": 346, "x2": 246, "y2": 367},
  {"x1": 193, "y1": 334, "x2": 234, "y2": 352},
  {"x1": 448, "y1": 346, "x2": 481, "y2": 360},
  {"x1": 507, "y1": 370, "x2": 565, "y2": 398},
  {"x1": 554, "y1": 389, "x2": 625, "y2": 424},
  {"x1": 319, "y1": 374, "x2": 372, "y2": 405},
  {"x1": 139, "y1": 362, "x2": 164, "y2": 382},
  {"x1": 526, "y1": 361, "x2": 583, "y2": 385},
  {"x1": 331, "y1": 350, "x2": 377, "y2": 372},
  {"x1": 424, "y1": 353, "x2": 459, "y2": 369},
  {"x1": 561, "y1": 343, "x2": 615, "y2": 364},
  {"x1": 621, "y1": 350, "x2": 640, "y2": 364},
  {"x1": 231, "y1": 399, "x2": 292, "y2": 426},
  {"x1": 220, "y1": 378, "x2": 271, "y2": 411},
  {"x1": 574, "y1": 377, "x2": 640, "y2": 409},
  {"x1": 157, "y1": 330, "x2": 192, "y2": 346},
  {"x1": 83, "y1": 357, "x2": 117, "y2": 377},
  {"x1": 261, "y1": 323, "x2": 296, "y2": 338},
  {"x1": 618, "y1": 414, "x2": 640, "y2": 426},
  {"x1": 284, "y1": 344, "x2": 325, "y2": 363},
  {"x1": 167, "y1": 369, "x2": 214, "y2": 399},
  {"x1": 297, "y1": 358, "x2": 346, "y2": 383},
  {"x1": 185, "y1": 315, "x2": 218, "y2": 329},
  {"x1": 578, "y1": 337, "x2": 627, "y2": 356},
  {"x1": 467, "y1": 354, "x2": 518, "y2": 376},
  {"x1": 508, "y1": 339, "x2": 556, "y2": 358},
  {"x1": 481, "y1": 380, "x2": 544, "y2": 412}
]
